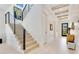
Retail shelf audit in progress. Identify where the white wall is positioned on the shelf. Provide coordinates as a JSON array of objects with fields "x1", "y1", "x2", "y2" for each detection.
[
  {"x1": 5, "y1": 5, "x2": 23, "y2": 53},
  {"x1": 22, "y1": 5, "x2": 44, "y2": 46},
  {"x1": 42, "y1": 5, "x2": 70, "y2": 43},
  {"x1": 69, "y1": 4, "x2": 79, "y2": 22},
  {"x1": 5, "y1": 4, "x2": 79, "y2": 48},
  {"x1": 0, "y1": 12, "x2": 6, "y2": 43},
  {"x1": 21, "y1": 4, "x2": 64, "y2": 46},
  {"x1": 42, "y1": 4, "x2": 79, "y2": 51},
  {"x1": 21, "y1": 4, "x2": 71, "y2": 46},
  {"x1": 42, "y1": 10, "x2": 57, "y2": 45},
  {"x1": 42, "y1": 14, "x2": 47, "y2": 45},
  {"x1": 0, "y1": 5, "x2": 11, "y2": 43},
  {"x1": 5, "y1": 24, "x2": 23, "y2": 53},
  {"x1": 69, "y1": 5, "x2": 79, "y2": 50},
  {"x1": 5, "y1": 24, "x2": 17, "y2": 49},
  {"x1": 5, "y1": 5, "x2": 22, "y2": 24}
]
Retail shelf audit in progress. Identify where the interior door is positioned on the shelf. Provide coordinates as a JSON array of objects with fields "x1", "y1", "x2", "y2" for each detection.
[{"x1": 62, "y1": 23, "x2": 68, "y2": 36}]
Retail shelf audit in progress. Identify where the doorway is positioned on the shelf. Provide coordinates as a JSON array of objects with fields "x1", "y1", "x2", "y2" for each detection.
[{"x1": 61, "y1": 23, "x2": 68, "y2": 36}]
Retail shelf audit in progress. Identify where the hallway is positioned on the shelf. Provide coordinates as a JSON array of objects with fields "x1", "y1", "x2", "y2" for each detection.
[
  {"x1": 28, "y1": 37, "x2": 78, "y2": 54},
  {"x1": 0, "y1": 4, "x2": 79, "y2": 54}
]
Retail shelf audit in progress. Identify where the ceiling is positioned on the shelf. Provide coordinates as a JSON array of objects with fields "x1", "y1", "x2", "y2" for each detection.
[{"x1": 43, "y1": 4, "x2": 69, "y2": 20}]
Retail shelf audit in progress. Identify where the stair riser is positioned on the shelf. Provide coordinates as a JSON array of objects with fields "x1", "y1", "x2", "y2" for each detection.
[
  {"x1": 26, "y1": 44, "x2": 39, "y2": 53},
  {"x1": 14, "y1": 24, "x2": 39, "y2": 53},
  {"x1": 26, "y1": 42, "x2": 37, "y2": 47},
  {"x1": 26, "y1": 41, "x2": 36, "y2": 44}
]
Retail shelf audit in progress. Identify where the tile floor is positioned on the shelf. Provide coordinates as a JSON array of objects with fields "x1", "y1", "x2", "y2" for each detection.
[
  {"x1": 0, "y1": 37, "x2": 79, "y2": 54},
  {"x1": 0, "y1": 43, "x2": 21, "y2": 54},
  {"x1": 28, "y1": 37, "x2": 79, "y2": 54}
]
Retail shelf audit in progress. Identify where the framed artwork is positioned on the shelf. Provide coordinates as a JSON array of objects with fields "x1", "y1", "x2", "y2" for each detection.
[
  {"x1": 62, "y1": 23, "x2": 68, "y2": 36},
  {"x1": 14, "y1": 6, "x2": 22, "y2": 20},
  {"x1": 50, "y1": 24, "x2": 53, "y2": 31}
]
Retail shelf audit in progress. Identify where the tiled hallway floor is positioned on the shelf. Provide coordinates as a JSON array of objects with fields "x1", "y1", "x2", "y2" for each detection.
[
  {"x1": 0, "y1": 43, "x2": 20, "y2": 54},
  {"x1": 28, "y1": 37, "x2": 79, "y2": 54},
  {"x1": 0, "y1": 37, "x2": 79, "y2": 54}
]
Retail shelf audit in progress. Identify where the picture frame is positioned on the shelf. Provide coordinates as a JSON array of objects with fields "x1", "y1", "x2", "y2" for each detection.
[
  {"x1": 14, "y1": 6, "x2": 22, "y2": 20},
  {"x1": 50, "y1": 24, "x2": 53, "y2": 31}
]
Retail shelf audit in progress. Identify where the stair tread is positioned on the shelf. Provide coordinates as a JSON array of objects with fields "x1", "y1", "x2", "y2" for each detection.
[
  {"x1": 26, "y1": 41, "x2": 37, "y2": 47},
  {"x1": 26, "y1": 38, "x2": 33, "y2": 41},
  {"x1": 25, "y1": 43, "x2": 39, "y2": 52},
  {"x1": 13, "y1": 25, "x2": 39, "y2": 53},
  {"x1": 26, "y1": 35, "x2": 32, "y2": 38},
  {"x1": 26, "y1": 40, "x2": 35, "y2": 43}
]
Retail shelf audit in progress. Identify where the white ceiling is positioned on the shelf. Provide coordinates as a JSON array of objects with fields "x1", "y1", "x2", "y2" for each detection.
[{"x1": 43, "y1": 4, "x2": 69, "y2": 20}]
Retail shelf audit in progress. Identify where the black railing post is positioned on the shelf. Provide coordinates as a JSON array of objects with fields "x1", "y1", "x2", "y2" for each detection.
[
  {"x1": 22, "y1": 8, "x2": 26, "y2": 50},
  {"x1": 23, "y1": 29, "x2": 26, "y2": 50},
  {"x1": 13, "y1": 7, "x2": 16, "y2": 34}
]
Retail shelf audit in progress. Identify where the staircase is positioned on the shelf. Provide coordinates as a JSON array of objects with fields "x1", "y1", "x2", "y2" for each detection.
[
  {"x1": 24, "y1": 32, "x2": 39, "y2": 53},
  {"x1": 13, "y1": 24, "x2": 39, "y2": 53},
  {"x1": 5, "y1": 4, "x2": 39, "y2": 53}
]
